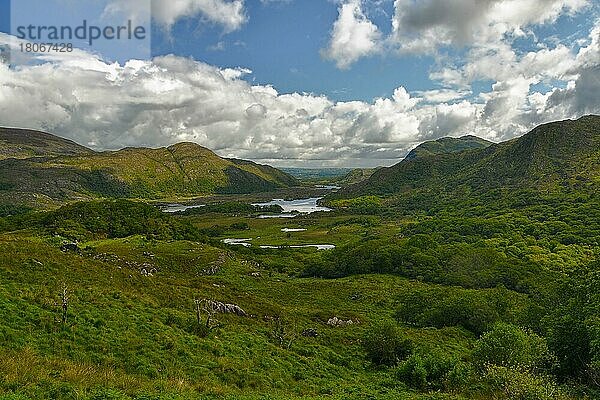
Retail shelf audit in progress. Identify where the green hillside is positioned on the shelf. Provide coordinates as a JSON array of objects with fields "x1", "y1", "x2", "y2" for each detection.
[
  {"x1": 405, "y1": 135, "x2": 492, "y2": 161},
  {"x1": 0, "y1": 131, "x2": 299, "y2": 207},
  {"x1": 2, "y1": 118, "x2": 600, "y2": 399},
  {"x1": 339, "y1": 115, "x2": 599, "y2": 199},
  {"x1": 0, "y1": 127, "x2": 92, "y2": 160},
  {"x1": 337, "y1": 168, "x2": 378, "y2": 185}
]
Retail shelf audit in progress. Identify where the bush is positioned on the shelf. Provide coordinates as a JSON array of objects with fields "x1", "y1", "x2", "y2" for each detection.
[
  {"x1": 329, "y1": 196, "x2": 383, "y2": 214},
  {"x1": 394, "y1": 286, "x2": 528, "y2": 335},
  {"x1": 473, "y1": 323, "x2": 554, "y2": 372},
  {"x1": 397, "y1": 352, "x2": 472, "y2": 391},
  {"x1": 230, "y1": 222, "x2": 249, "y2": 230},
  {"x1": 482, "y1": 365, "x2": 567, "y2": 400},
  {"x1": 362, "y1": 321, "x2": 412, "y2": 366}
]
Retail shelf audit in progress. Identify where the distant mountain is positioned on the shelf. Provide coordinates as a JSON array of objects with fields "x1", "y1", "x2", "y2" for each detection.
[
  {"x1": 280, "y1": 168, "x2": 353, "y2": 181},
  {"x1": 0, "y1": 130, "x2": 299, "y2": 207},
  {"x1": 338, "y1": 168, "x2": 379, "y2": 185},
  {"x1": 338, "y1": 115, "x2": 600, "y2": 198},
  {"x1": 0, "y1": 127, "x2": 92, "y2": 160},
  {"x1": 405, "y1": 135, "x2": 492, "y2": 161}
]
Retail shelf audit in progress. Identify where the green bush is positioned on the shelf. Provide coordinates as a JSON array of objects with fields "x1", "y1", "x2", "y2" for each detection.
[
  {"x1": 37, "y1": 200, "x2": 204, "y2": 241},
  {"x1": 397, "y1": 352, "x2": 472, "y2": 391},
  {"x1": 362, "y1": 321, "x2": 412, "y2": 366},
  {"x1": 394, "y1": 286, "x2": 529, "y2": 335},
  {"x1": 482, "y1": 365, "x2": 567, "y2": 400},
  {"x1": 473, "y1": 323, "x2": 554, "y2": 372}
]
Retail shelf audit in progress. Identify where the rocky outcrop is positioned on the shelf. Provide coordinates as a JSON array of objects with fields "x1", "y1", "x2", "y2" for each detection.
[
  {"x1": 205, "y1": 300, "x2": 247, "y2": 317},
  {"x1": 327, "y1": 317, "x2": 358, "y2": 327}
]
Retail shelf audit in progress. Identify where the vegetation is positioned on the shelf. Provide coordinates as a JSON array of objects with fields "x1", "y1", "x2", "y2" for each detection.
[
  {"x1": 0, "y1": 127, "x2": 91, "y2": 160},
  {"x1": 337, "y1": 115, "x2": 600, "y2": 198},
  {"x1": 0, "y1": 134, "x2": 299, "y2": 208},
  {"x1": 0, "y1": 117, "x2": 599, "y2": 398},
  {"x1": 404, "y1": 135, "x2": 492, "y2": 161}
]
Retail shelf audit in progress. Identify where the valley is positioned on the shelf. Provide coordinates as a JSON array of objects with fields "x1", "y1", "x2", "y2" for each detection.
[{"x1": 0, "y1": 117, "x2": 600, "y2": 399}]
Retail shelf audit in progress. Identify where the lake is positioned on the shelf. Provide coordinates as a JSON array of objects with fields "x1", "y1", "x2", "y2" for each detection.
[
  {"x1": 253, "y1": 197, "x2": 331, "y2": 216},
  {"x1": 162, "y1": 204, "x2": 206, "y2": 213}
]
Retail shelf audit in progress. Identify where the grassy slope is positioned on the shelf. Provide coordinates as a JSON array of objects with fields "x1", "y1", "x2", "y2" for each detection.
[
  {"x1": 340, "y1": 115, "x2": 600, "y2": 198},
  {"x1": 405, "y1": 136, "x2": 492, "y2": 161},
  {"x1": 0, "y1": 138, "x2": 299, "y2": 207},
  {"x1": 0, "y1": 128, "x2": 92, "y2": 160},
  {"x1": 0, "y1": 229, "x2": 474, "y2": 400}
]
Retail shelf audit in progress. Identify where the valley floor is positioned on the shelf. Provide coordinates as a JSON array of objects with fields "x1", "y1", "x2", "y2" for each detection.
[{"x1": 1, "y1": 192, "x2": 599, "y2": 399}]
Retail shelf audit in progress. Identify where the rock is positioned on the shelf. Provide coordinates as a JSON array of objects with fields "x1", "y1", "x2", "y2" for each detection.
[
  {"x1": 202, "y1": 265, "x2": 220, "y2": 276},
  {"x1": 60, "y1": 242, "x2": 80, "y2": 253},
  {"x1": 302, "y1": 328, "x2": 318, "y2": 337},
  {"x1": 350, "y1": 293, "x2": 362, "y2": 301},
  {"x1": 205, "y1": 300, "x2": 247, "y2": 317},
  {"x1": 327, "y1": 317, "x2": 357, "y2": 327}
]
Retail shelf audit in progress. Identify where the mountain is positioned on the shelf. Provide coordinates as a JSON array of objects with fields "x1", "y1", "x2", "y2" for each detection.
[
  {"x1": 0, "y1": 130, "x2": 299, "y2": 207},
  {"x1": 338, "y1": 168, "x2": 379, "y2": 185},
  {"x1": 404, "y1": 135, "x2": 492, "y2": 161},
  {"x1": 0, "y1": 127, "x2": 92, "y2": 160},
  {"x1": 338, "y1": 115, "x2": 600, "y2": 198}
]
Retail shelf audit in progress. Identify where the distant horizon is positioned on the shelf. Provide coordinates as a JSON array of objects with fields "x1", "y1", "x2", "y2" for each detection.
[{"x1": 3, "y1": 113, "x2": 599, "y2": 169}]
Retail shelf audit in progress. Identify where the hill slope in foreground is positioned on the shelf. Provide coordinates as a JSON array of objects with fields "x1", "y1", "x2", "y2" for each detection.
[
  {"x1": 339, "y1": 115, "x2": 600, "y2": 198},
  {"x1": 0, "y1": 128, "x2": 298, "y2": 206}
]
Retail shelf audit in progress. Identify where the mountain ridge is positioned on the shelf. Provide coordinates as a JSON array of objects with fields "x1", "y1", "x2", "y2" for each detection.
[
  {"x1": 0, "y1": 127, "x2": 93, "y2": 160},
  {"x1": 337, "y1": 115, "x2": 600, "y2": 199},
  {"x1": 0, "y1": 128, "x2": 299, "y2": 207},
  {"x1": 404, "y1": 135, "x2": 493, "y2": 161}
]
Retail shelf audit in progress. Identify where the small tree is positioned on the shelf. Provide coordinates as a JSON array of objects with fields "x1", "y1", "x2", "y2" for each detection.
[
  {"x1": 193, "y1": 299, "x2": 220, "y2": 336},
  {"x1": 362, "y1": 320, "x2": 413, "y2": 366},
  {"x1": 269, "y1": 316, "x2": 297, "y2": 350},
  {"x1": 473, "y1": 323, "x2": 554, "y2": 372}
]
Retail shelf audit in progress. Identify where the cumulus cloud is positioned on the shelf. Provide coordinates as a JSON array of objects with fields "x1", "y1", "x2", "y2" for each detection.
[
  {"x1": 0, "y1": 16, "x2": 599, "y2": 167},
  {"x1": 105, "y1": 0, "x2": 247, "y2": 32},
  {"x1": 392, "y1": 0, "x2": 589, "y2": 53},
  {"x1": 322, "y1": 0, "x2": 382, "y2": 69}
]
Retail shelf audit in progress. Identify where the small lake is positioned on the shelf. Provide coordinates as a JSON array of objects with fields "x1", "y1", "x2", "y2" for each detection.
[
  {"x1": 260, "y1": 244, "x2": 335, "y2": 250},
  {"x1": 162, "y1": 204, "x2": 206, "y2": 213},
  {"x1": 161, "y1": 197, "x2": 331, "y2": 216},
  {"x1": 222, "y1": 238, "x2": 335, "y2": 251},
  {"x1": 222, "y1": 238, "x2": 252, "y2": 247},
  {"x1": 315, "y1": 185, "x2": 341, "y2": 190},
  {"x1": 253, "y1": 197, "x2": 331, "y2": 215}
]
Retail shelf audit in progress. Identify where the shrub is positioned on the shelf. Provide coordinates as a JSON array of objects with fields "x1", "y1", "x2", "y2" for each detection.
[
  {"x1": 394, "y1": 287, "x2": 527, "y2": 335},
  {"x1": 397, "y1": 351, "x2": 472, "y2": 391},
  {"x1": 230, "y1": 222, "x2": 249, "y2": 230},
  {"x1": 362, "y1": 321, "x2": 412, "y2": 366},
  {"x1": 473, "y1": 323, "x2": 554, "y2": 372},
  {"x1": 482, "y1": 365, "x2": 567, "y2": 400}
]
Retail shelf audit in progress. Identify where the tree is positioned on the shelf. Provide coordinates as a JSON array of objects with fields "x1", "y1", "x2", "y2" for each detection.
[
  {"x1": 473, "y1": 323, "x2": 553, "y2": 372},
  {"x1": 362, "y1": 320, "x2": 412, "y2": 366},
  {"x1": 193, "y1": 298, "x2": 220, "y2": 337}
]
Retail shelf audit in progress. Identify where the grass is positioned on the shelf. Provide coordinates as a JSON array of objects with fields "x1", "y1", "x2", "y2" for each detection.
[{"x1": 0, "y1": 227, "x2": 480, "y2": 399}]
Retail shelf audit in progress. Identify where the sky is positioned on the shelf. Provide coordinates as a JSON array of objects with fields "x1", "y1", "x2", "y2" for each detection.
[{"x1": 0, "y1": 0, "x2": 599, "y2": 168}]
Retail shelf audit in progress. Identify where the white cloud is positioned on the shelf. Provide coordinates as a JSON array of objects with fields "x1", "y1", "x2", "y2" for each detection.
[
  {"x1": 414, "y1": 88, "x2": 471, "y2": 103},
  {"x1": 392, "y1": 0, "x2": 589, "y2": 53},
  {"x1": 322, "y1": 0, "x2": 382, "y2": 69},
  {"x1": 0, "y1": 18, "x2": 599, "y2": 168},
  {"x1": 105, "y1": 0, "x2": 247, "y2": 32}
]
